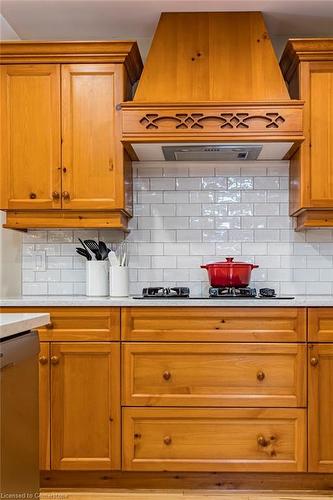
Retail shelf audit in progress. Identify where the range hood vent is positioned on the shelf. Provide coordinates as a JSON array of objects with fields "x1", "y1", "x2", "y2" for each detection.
[
  {"x1": 162, "y1": 144, "x2": 262, "y2": 162},
  {"x1": 121, "y1": 12, "x2": 304, "y2": 160}
]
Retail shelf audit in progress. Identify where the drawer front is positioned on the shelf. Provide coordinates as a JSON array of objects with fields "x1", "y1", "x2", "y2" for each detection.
[
  {"x1": 122, "y1": 307, "x2": 306, "y2": 342},
  {"x1": 123, "y1": 408, "x2": 307, "y2": 472},
  {"x1": 308, "y1": 308, "x2": 333, "y2": 342},
  {"x1": 2, "y1": 307, "x2": 120, "y2": 341},
  {"x1": 122, "y1": 343, "x2": 306, "y2": 407}
]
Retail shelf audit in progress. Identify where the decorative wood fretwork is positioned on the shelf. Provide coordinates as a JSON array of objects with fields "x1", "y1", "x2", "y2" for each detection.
[
  {"x1": 139, "y1": 112, "x2": 285, "y2": 130},
  {"x1": 121, "y1": 101, "x2": 304, "y2": 144}
]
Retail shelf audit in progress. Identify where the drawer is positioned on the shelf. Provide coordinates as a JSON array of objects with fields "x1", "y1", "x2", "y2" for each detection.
[
  {"x1": 122, "y1": 407, "x2": 307, "y2": 472},
  {"x1": 2, "y1": 307, "x2": 120, "y2": 341},
  {"x1": 122, "y1": 343, "x2": 306, "y2": 407},
  {"x1": 308, "y1": 308, "x2": 333, "y2": 342},
  {"x1": 121, "y1": 307, "x2": 306, "y2": 342}
]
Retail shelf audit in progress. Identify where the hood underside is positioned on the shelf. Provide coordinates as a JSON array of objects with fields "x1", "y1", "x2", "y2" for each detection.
[{"x1": 122, "y1": 12, "x2": 303, "y2": 161}]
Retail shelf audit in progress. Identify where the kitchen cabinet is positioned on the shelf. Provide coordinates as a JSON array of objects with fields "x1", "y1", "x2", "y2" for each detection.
[
  {"x1": 280, "y1": 39, "x2": 333, "y2": 230},
  {"x1": 121, "y1": 307, "x2": 306, "y2": 342},
  {"x1": 39, "y1": 342, "x2": 51, "y2": 470},
  {"x1": 308, "y1": 344, "x2": 333, "y2": 472},
  {"x1": 123, "y1": 407, "x2": 307, "y2": 472},
  {"x1": 0, "y1": 42, "x2": 142, "y2": 229},
  {"x1": 122, "y1": 342, "x2": 306, "y2": 407},
  {"x1": 50, "y1": 342, "x2": 120, "y2": 470},
  {"x1": 0, "y1": 64, "x2": 61, "y2": 210}
]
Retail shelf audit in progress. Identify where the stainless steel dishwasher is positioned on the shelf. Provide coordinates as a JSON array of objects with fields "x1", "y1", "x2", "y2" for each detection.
[{"x1": 0, "y1": 329, "x2": 40, "y2": 496}]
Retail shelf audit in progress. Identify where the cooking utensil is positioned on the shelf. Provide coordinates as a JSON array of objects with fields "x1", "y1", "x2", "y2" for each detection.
[
  {"x1": 108, "y1": 250, "x2": 119, "y2": 267},
  {"x1": 98, "y1": 241, "x2": 110, "y2": 260},
  {"x1": 76, "y1": 247, "x2": 92, "y2": 260},
  {"x1": 201, "y1": 257, "x2": 259, "y2": 288},
  {"x1": 84, "y1": 240, "x2": 102, "y2": 260}
]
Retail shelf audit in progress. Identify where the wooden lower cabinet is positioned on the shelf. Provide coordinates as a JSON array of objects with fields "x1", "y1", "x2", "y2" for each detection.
[
  {"x1": 308, "y1": 343, "x2": 333, "y2": 472},
  {"x1": 122, "y1": 407, "x2": 307, "y2": 472},
  {"x1": 39, "y1": 342, "x2": 51, "y2": 470},
  {"x1": 122, "y1": 343, "x2": 306, "y2": 407},
  {"x1": 50, "y1": 342, "x2": 120, "y2": 470}
]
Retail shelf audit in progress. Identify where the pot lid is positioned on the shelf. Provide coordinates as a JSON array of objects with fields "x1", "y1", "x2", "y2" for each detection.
[{"x1": 203, "y1": 257, "x2": 258, "y2": 267}]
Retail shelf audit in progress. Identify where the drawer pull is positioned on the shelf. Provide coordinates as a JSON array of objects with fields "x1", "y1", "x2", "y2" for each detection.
[
  {"x1": 163, "y1": 436, "x2": 172, "y2": 445},
  {"x1": 50, "y1": 356, "x2": 60, "y2": 365},
  {"x1": 163, "y1": 370, "x2": 171, "y2": 381},
  {"x1": 256, "y1": 370, "x2": 265, "y2": 381},
  {"x1": 39, "y1": 356, "x2": 48, "y2": 365},
  {"x1": 29, "y1": 192, "x2": 37, "y2": 199},
  {"x1": 310, "y1": 357, "x2": 319, "y2": 366},
  {"x1": 46, "y1": 322, "x2": 54, "y2": 330},
  {"x1": 134, "y1": 433, "x2": 141, "y2": 439},
  {"x1": 257, "y1": 435, "x2": 269, "y2": 447}
]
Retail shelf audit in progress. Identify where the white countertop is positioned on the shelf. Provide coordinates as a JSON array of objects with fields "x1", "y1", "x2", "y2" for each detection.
[
  {"x1": 1, "y1": 295, "x2": 333, "y2": 307},
  {"x1": 0, "y1": 313, "x2": 50, "y2": 341}
]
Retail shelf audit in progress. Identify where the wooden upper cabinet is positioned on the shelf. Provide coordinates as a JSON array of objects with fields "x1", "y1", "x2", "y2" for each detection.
[
  {"x1": 308, "y1": 343, "x2": 333, "y2": 472},
  {"x1": 280, "y1": 39, "x2": 333, "y2": 230},
  {"x1": 51, "y1": 342, "x2": 120, "y2": 470},
  {"x1": 0, "y1": 41, "x2": 142, "y2": 229},
  {"x1": 61, "y1": 64, "x2": 121, "y2": 210},
  {"x1": 1, "y1": 64, "x2": 61, "y2": 209}
]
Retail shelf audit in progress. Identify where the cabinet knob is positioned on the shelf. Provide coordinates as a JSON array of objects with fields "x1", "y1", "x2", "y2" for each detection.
[
  {"x1": 39, "y1": 356, "x2": 48, "y2": 365},
  {"x1": 62, "y1": 191, "x2": 70, "y2": 201},
  {"x1": 257, "y1": 370, "x2": 265, "y2": 381},
  {"x1": 52, "y1": 191, "x2": 60, "y2": 200},
  {"x1": 50, "y1": 356, "x2": 59, "y2": 365},
  {"x1": 257, "y1": 435, "x2": 268, "y2": 447},
  {"x1": 29, "y1": 192, "x2": 37, "y2": 199},
  {"x1": 163, "y1": 370, "x2": 171, "y2": 381},
  {"x1": 45, "y1": 322, "x2": 54, "y2": 330},
  {"x1": 163, "y1": 436, "x2": 172, "y2": 445},
  {"x1": 310, "y1": 357, "x2": 319, "y2": 366}
]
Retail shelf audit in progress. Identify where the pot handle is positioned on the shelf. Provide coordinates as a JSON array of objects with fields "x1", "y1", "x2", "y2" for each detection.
[
  {"x1": 200, "y1": 265, "x2": 207, "y2": 269},
  {"x1": 252, "y1": 264, "x2": 259, "y2": 269}
]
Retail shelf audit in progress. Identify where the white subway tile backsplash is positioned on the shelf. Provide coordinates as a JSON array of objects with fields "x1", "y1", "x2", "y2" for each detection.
[
  {"x1": 22, "y1": 161, "x2": 333, "y2": 296},
  {"x1": 150, "y1": 178, "x2": 176, "y2": 190},
  {"x1": 254, "y1": 177, "x2": 279, "y2": 190},
  {"x1": 176, "y1": 178, "x2": 202, "y2": 190},
  {"x1": 190, "y1": 217, "x2": 214, "y2": 229}
]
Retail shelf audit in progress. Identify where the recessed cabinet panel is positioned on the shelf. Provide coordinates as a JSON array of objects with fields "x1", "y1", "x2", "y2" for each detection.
[
  {"x1": 122, "y1": 343, "x2": 306, "y2": 407},
  {"x1": 39, "y1": 342, "x2": 50, "y2": 470},
  {"x1": 309, "y1": 64, "x2": 333, "y2": 206},
  {"x1": 122, "y1": 307, "x2": 306, "y2": 342},
  {"x1": 61, "y1": 64, "x2": 121, "y2": 209},
  {"x1": 123, "y1": 407, "x2": 307, "y2": 472},
  {"x1": 51, "y1": 342, "x2": 120, "y2": 470},
  {"x1": 1, "y1": 64, "x2": 61, "y2": 209},
  {"x1": 308, "y1": 343, "x2": 333, "y2": 472}
]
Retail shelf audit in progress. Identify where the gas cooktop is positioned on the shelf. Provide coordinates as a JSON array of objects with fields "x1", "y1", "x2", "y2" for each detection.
[{"x1": 133, "y1": 287, "x2": 295, "y2": 300}]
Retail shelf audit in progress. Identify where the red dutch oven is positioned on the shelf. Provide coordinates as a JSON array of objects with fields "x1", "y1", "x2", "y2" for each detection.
[{"x1": 201, "y1": 257, "x2": 259, "y2": 288}]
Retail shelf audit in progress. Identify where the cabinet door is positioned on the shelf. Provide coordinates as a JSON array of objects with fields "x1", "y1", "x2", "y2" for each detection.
[
  {"x1": 303, "y1": 62, "x2": 333, "y2": 207},
  {"x1": 39, "y1": 342, "x2": 50, "y2": 470},
  {"x1": 61, "y1": 64, "x2": 122, "y2": 209},
  {"x1": 51, "y1": 342, "x2": 120, "y2": 470},
  {"x1": 1, "y1": 64, "x2": 61, "y2": 209},
  {"x1": 308, "y1": 343, "x2": 333, "y2": 472}
]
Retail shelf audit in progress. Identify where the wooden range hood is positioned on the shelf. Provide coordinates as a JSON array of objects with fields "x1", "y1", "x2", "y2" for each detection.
[{"x1": 122, "y1": 12, "x2": 304, "y2": 160}]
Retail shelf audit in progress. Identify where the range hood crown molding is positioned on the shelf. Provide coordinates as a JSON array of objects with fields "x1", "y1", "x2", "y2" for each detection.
[{"x1": 121, "y1": 12, "x2": 304, "y2": 159}]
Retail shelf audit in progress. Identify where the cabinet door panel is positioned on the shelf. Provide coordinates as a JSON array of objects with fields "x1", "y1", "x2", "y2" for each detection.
[
  {"x1": 39, "y1": 342, "x2": 50, "y2": 470},
  {"x1": 308, "y1": 62, "x2": 333, "y2": 206},
  {"x1": 1, "y1": 64, "x2": 61, "y2": 209},
  {"x1": 62, "y1": 64, "x2": 122, "y2": 209},
  {"x1": 122, "y1": 343, "x2": 306, "y2": 407},
  {"x1": 51, "y1": 342, "x2": 120, "y2": 470},
  {"x1": 123, "y1": 407, "x2": 307, "y2": 472},
  {"x1": 308, "y1": 343, "x2": 333, "y2": 472}
]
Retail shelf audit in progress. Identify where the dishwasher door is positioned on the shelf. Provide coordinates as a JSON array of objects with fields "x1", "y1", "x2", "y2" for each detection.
[{"x1": 0, "y1": 330, "x2": 40, "y2": 496}]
